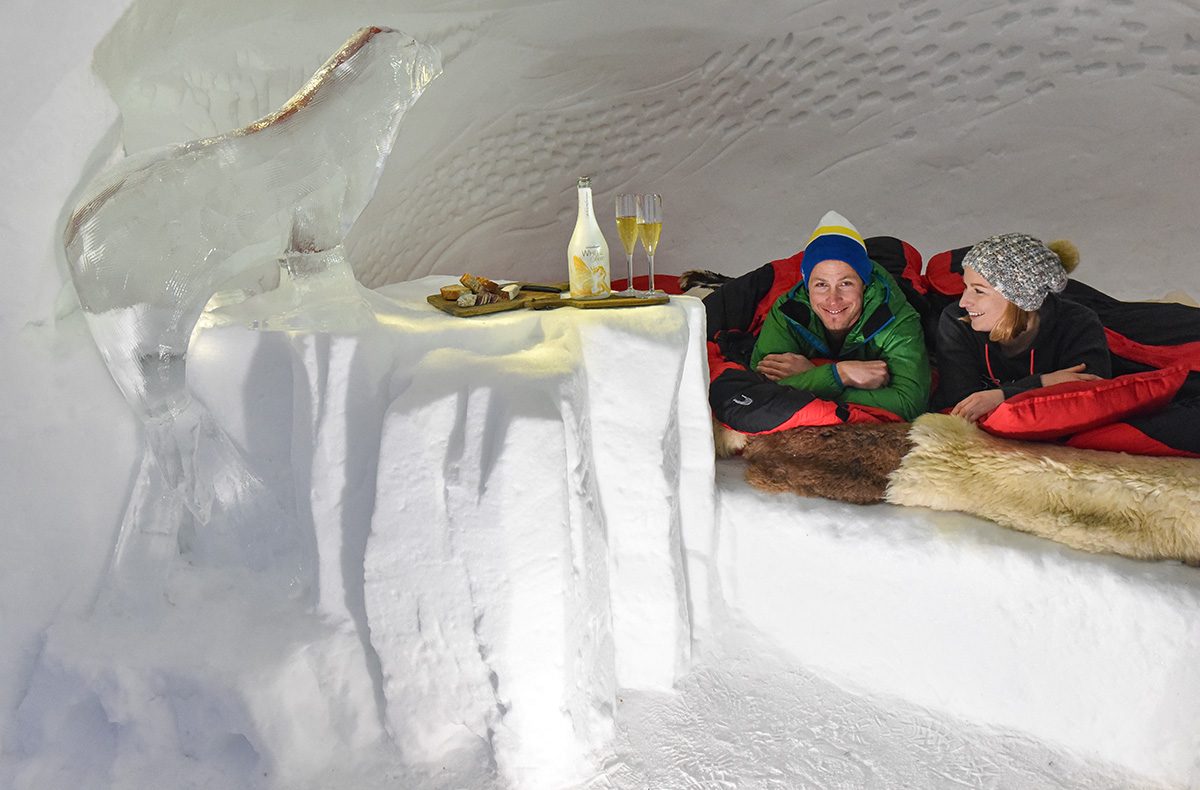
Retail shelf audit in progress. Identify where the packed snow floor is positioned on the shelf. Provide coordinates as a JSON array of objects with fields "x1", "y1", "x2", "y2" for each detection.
[
  {"x1": 300, "y1": 608, "x2": 1170, "y2": 790},
  {"x1": 606, "y1": 627, "x2": 1163, "y2": 790}
]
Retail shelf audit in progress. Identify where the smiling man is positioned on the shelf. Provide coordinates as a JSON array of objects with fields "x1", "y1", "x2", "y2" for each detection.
[{"x1": 749, "y1": 211, "x2": 931, "y2": 421}]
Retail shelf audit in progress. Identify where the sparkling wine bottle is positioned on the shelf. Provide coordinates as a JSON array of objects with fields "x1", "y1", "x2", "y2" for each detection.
[{"x1": 567, "y1": 176, "x2": 611, "y2": 299}]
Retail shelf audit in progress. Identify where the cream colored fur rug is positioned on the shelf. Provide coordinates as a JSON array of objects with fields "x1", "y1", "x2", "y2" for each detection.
[{"x1": 886, "y1": 414, "x2": 1200, "y2": 564}]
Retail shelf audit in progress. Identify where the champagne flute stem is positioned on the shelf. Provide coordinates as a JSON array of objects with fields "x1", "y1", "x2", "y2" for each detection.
[
  {"x1": 626, "y1": 253, "x2": 634, "y2": 293},
  {"x1": 647, "y1": 253, "x2": 656, "y2": 294}
]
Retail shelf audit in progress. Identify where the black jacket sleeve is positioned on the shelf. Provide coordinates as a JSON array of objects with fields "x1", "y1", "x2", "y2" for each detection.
[{"x1": 1016, "y1": 298, "x2": 1111, "y2": 392}]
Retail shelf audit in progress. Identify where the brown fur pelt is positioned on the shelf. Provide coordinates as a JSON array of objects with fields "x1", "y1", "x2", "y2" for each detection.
[
  {"x1": 887, "y1": 413, "x2": 1200, "y2": 564},
  {"x1": 742, "y1": 422, "x2": 913, "y2": 505}
]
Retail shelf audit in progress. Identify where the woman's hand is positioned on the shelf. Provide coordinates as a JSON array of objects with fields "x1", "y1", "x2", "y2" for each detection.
[
  {"x1": 950, "y1": 388, "x2": 1006, "y2": 423},
  {"x1": 756, "y1": 352, "x2": 815, "y2": 381},
  {"x1": 1040, "y1": 363, "x2": 1102, "y2": 387},
  {"x1": 835, "y1": 360, "x2": 891, "y2": 390}
]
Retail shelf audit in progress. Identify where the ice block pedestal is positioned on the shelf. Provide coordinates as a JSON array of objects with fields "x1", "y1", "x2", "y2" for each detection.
[
  {"x1": 357, "y1": 280, "x2": 714, "y2": 787},
  {"x1": 175, "y1": 277, "x2": 713, "y2": 787}
]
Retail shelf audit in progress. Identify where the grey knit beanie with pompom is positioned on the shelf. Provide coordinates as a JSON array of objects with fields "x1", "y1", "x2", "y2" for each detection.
[{"x1": 962, "y1": 233, "x2": 1067, "y2": 311}]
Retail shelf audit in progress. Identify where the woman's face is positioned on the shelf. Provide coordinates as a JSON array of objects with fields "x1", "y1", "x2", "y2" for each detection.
[
  {"x1": 807, "y1": 260, "x2": 865, "y2": 334},
  {"x1": 959, "y1": 265, "x2": 1010, "y2": 333}
]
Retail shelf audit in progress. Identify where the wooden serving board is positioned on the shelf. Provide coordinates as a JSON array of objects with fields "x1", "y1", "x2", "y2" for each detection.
[
  {"x1": 426, "y1": 282, "x2": 569, "y2": 317},
  {"x1": 525, "y1": 293, "x2": 670, "y2": 310},
  {"x1": 427, "y1": 292, "x2": 533, "y2": 317},
  {"x1": 428, "y1": 282, "x2": 668, "y2": 316}
]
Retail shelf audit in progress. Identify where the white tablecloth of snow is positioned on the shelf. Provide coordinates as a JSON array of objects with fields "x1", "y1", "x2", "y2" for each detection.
[{"x1": 195, "y1": 277, "x2": 715, "y2": 787}]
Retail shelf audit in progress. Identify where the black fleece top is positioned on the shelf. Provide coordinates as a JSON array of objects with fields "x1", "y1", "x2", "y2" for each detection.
[{"x1": 932, "y1": 292, "x2": 1112, "y2": 412}]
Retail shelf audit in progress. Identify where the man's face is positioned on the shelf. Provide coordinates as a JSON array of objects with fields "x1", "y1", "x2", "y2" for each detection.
[{"x1": 807, "y1": 259, "x2": 865, "y2": 334}]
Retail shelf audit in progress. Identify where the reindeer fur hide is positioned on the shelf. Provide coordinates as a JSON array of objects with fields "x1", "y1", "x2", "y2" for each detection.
[{"x1": 886, "y1": 414, "x2": 1200, "y2": 564}]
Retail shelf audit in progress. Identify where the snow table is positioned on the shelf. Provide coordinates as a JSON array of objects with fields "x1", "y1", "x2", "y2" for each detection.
[{"x1": 188, "y1": 276, "x2": 717, "y2": 788}]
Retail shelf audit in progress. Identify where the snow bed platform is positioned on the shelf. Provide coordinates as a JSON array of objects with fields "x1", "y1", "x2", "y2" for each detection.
[{"x1": 708, "y1": 457, "x2": 1200, "y2": 787}]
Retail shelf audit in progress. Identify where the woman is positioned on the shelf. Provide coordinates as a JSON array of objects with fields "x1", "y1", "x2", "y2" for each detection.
[
  {"x1": 750, "y1": 211, "x2": 931, "y2": 421},
  {"x1": 932, "y1": 232, "x2": 1111, "y2": 422}
]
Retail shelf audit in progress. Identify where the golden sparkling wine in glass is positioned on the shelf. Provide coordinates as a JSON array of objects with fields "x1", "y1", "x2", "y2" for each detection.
[
  {"x1": 636, "y1": 193, "x2": 662, "y2": 297},
  {"x1": 615, "y1": 194, "x2": 639, "y2": 295}
]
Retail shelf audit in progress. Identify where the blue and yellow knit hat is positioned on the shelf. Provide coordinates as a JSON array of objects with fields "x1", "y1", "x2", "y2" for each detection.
[{"x1": 801, "y1": 210, "x2": 872, "y2": 286}]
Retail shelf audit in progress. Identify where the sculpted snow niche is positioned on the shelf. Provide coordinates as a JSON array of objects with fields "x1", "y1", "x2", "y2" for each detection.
[{"x1": 62, "y1": 27, "x2": 442, "y2": 607}]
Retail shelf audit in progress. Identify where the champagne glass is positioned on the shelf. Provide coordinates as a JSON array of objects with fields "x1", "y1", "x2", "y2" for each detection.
[
  {"x1": 636, "y1": 194, "x2": 662, "y2": 297},
  {"x1": 615, "y1": 194, "x2": 639, "y2": 295}
]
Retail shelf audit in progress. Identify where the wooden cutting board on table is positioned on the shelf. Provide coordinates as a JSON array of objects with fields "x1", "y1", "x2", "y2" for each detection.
[
  {"x1": 525, "y1": 292, "x2": 670, "y2": 310},
  {"x1": 425, "y1": 282, "x2": 563, "y2": 316},
  {"x1": 428, "y1": 282, "x2": 668, "y2": 316}
]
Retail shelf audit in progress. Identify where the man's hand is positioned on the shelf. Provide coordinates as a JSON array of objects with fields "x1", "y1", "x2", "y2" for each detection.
[
  {"x1": 835, "y1": 360, "x2": 890, "y2": 390},
  {"x1": 1041, "y1": 363, "x2": 1101, "y2": 388},
  {"x1": 950, "y1": 388, "x2": 1006, "y2": 423},
  {"x1": 756, "y1": 352, "x2": 815, "y2": 381}
]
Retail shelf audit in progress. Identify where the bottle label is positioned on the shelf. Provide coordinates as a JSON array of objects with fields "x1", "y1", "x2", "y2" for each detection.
[{"x1": 570, "y1": 245, "x2": 610, "y2": 298}]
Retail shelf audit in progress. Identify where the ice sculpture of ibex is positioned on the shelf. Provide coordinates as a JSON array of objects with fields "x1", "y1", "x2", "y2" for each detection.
[{"x1": 63, "y1": 27, "x2": 441, "y2": 607}]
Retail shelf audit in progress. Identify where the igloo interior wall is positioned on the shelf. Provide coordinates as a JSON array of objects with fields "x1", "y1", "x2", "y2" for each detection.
[{"x1": 87, "y1": 0, "x2": 1200, "y2": 299}]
